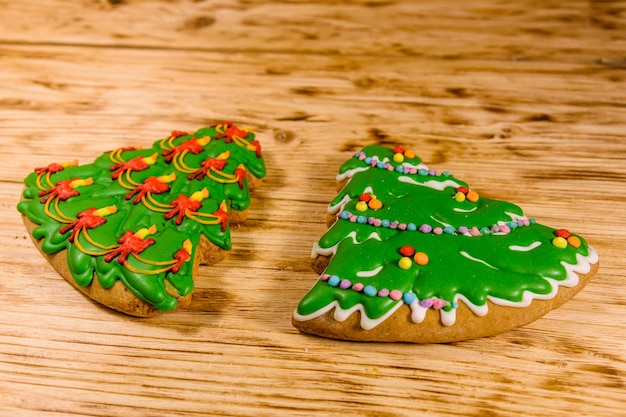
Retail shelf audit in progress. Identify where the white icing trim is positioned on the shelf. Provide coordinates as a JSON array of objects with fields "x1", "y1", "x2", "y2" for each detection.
[
  {"x1": 453, "y1": 206, "x2": 478, "y2": 213},
  {"x1": 430, "y1": 216, "x2": 452, "y2": 228},
  {"x1": 398, "y1": 175, "x2": 462, "y2": 191},
  {"x1": 336, "y1": 166, "x2": 369, "y2": 183},
  {"x1": 509, "y1": 241, "x2": 542, "y2": 252},
  {"x1": 311, "y1": 230, "x2": 382, "y2": 258},
  {"x1": 449, "y1": 245, "x2": 598, "y2": 323},
  {"x1": 488, "y1": 277, "x2": 560, "y2": 308},
  {"x1": 401, "y1": 161, "x2": 430, "y2": 171},
  {"x1": 455, "y1": 294, "x2": 489, "y2": 317},
  {"x1": 357, "y1": 266, "x2": 383, "y2": 278},
  {"x1": 409, "y1": 299, "x2": 428, "y2": 323},
  {"x1": 328, "y1": 193, "x2": 352, "y2": 214},
  {"x1": 311, "y1": 241, "x2": 337, "y2": 258},
  {"x1": 292, "y1": 300, "x2": 404, "y2": 331},
  {"x1": 440, "y1": 309, "x2": 457, "y2": 327},
  {"x1": 409, "y1": 295, "x2": 488, "y2": 328},
  {"x1": 505, "y1": 211, "x2": 526, "y2": 221},
  {"x1": 460, "y1": 251, "x2": 498, "y2": 270}
]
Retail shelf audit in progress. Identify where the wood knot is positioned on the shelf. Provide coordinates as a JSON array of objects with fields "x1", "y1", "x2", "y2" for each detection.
[
  {"x1": 183, "y1": 15, "x2": 216, "y2": 30},
  {"x1": 273, "y1": 129, "x2": 296, "y2": 143}
]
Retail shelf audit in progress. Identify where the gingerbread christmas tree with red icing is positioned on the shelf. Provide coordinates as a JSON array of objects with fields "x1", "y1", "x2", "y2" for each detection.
[{"x1": 18, "y1": 122, "x2": 265, "y2": 316}]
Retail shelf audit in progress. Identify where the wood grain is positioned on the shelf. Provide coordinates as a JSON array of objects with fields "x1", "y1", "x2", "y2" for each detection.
[{"x1": 1, "y1": 1, "x2": 625, "y2": 416}]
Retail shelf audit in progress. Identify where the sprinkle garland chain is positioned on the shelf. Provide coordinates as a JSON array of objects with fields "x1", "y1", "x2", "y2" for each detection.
[
  {"x1": 353, "y1": 151, "x2": 448, "y2": 177},
  {"x1": 338, "y1": 209, "x2": 535, "y2": 237},
  {"x1": 348, "y1": 150, "x2": 537, "y2": 237},
  {"x1": 319, "y1": 273, "x2": 457, "y2": 310}
]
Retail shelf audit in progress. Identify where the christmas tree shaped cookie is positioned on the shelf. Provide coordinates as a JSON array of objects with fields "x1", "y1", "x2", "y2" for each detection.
[
  {"x1": 18, "y1": 122, "x2": 265, "y2": 317},
  {"x1": 293, "y1": 145, "x2": 599, "y2": 343}
]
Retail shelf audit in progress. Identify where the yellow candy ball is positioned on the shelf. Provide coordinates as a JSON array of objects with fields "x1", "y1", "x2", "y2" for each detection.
[
  {"x1": 393, "y1": 153, "x2": 405, "y2": 163},
  {"x1": 398, "y1": 257, "x2": 413, "y2": 270},
  {"x1": 454, "y1": 191, "x2": 466, "y2": 202},
  {"x1": 552, "y1": 237, "x2": 568, "y2": 249},
  {"x1": 355, "y1": 201, "x2": 369, "y2": 212},
  {"x1": 414, "y1": 252, "x2": 429, "y2": 266}
]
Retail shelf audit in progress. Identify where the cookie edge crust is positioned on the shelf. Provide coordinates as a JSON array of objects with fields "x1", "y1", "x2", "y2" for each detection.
[
  {"x1": 21, "y1": 213, "x2": 229, "y2": 317},
  {"x1": 292, "y1": 261, "x2": 599, "y2": 343}
]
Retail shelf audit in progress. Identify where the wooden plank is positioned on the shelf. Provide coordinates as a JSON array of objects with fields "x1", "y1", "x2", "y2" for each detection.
[
  {"x1": 0, "y1": 0, "x2": 624, "y2": 62},
  {"x1": 0, "y1": 1, "x2": 625, "y2": 416},
  {"x1": 1, "y1": 45, "x2": 624, "y2": 183}
]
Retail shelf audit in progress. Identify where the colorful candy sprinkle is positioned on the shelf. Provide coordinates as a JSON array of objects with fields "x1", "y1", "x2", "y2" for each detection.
[
  {"x1": 419, "y1": 298, "x2": 433, "y2": 308},
  {"x1": 328, "y1": 275, "x2": 341, "y2": 286},
  {"x1": 403, "y1": 292, "x2": 416, "y2": 304},
  {"x1": 319, "y1": 273, "x2": 458, "y2": 310},
  {"x1": 399, "y1": 245, "x2": 416, "y2": 257},
  {"x1": 377, "y1": 288, "x2": 390, "y2": 297},
  {"x1": 368, "y1": 199, "x2": 383, "y2": 210},
  {"x1": 354, "y1": 150, "x2": 445, "y2": 178},
  {"x1": 419, "y1": 224, "x2": 433, "y2": 234},
  {"x1": 466, "y1": 191, "x2": 480, "y2": 203},
  {"x1": 339, "y1": 208, "x2": 534, "y2": 238},
  {"x1": 363, "y1": 285, "x2": 377, "y2": 297},
  {"x1": 555, "y1": 229, "x2": 571, "y2": 239},
  {"x1": 552, "y1": 237, "x2": 568, "y2": 249},
  {"x1": 414, "y1": 252, "x2": 429, "y2": 266},
  {"x1": 567, "y1": 235, "x2": 581, "y2": 248},
  {"x1": 398, "y1": 256, "x2": 413, "y2": 270},
  {"x1": 355, "y1": 201, "x2": 368, "y2": 212},
  {"x1": 455, "y1": 186, "x2": 479, "y2": 203}
]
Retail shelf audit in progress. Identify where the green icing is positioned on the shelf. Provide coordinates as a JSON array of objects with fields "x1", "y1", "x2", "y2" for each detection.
[
  {"x1": 296, "y1": 145, "x2": 595, "y2": 324},
  {"x1": 17, "y1": 123, "x2": 265, "y2": 312}
]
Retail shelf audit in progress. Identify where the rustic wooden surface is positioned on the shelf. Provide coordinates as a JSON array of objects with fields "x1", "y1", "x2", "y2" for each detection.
[{"x1": 1, "y1": 1, "x2": 625, "y2": 416}]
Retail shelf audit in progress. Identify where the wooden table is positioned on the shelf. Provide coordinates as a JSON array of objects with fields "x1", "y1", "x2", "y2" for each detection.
[{"x1": 1, "y1": 1, "x2": 625, "y2": 416}]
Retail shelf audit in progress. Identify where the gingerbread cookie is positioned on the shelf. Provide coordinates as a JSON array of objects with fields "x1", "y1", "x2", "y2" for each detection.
[
  {"x1": 18, "y1": 122, "x2": 265, "y2": 317},
  {"x1": 293, "y1": 145, "x2": 599, "y2": 343}
]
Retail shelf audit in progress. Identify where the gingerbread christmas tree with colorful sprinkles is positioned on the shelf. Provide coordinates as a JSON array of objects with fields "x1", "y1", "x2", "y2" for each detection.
[
  {"x1": 18, "y1": 122, "x2": 265, "y2": 316},
  {"x1": 293, "y1": 144, "x2": 598, "y2": 342}
]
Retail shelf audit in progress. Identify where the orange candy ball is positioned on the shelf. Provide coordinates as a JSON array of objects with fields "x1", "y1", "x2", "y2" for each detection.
[
  {"x1": 368, "y1": 198, "x2": 383, "y2": 210},
  {"x1": 466, "y1": 191, "x2": 480, "y2": 203},
  {"x1": 567, "y1": 235, "x2": 581, "y2": 248},
  {"x1": 414, "y1": 252, "x2": 429, "y2": 266}
]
